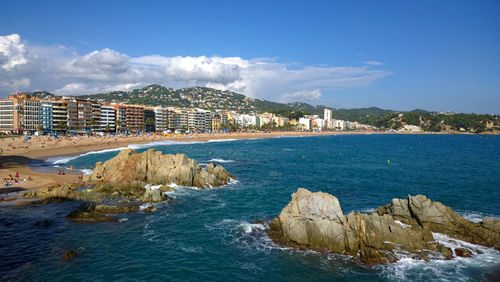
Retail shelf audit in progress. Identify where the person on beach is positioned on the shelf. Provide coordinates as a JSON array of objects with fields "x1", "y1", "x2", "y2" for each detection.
[
  {"x1": 70, "y1": 165, "x2": 73, "y2": 173},
  {"x1": 15, "y1": 172, "x2": 19, "y2": 178},
  {"x1": 78, "y1": 173, "x2": 83, "y2": 181}
]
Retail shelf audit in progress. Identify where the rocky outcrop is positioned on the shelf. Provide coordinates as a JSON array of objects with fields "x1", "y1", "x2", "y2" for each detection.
[
  {"x1": 84, "y1": 148, "x2": 236, "y2": 189},
  {"x1": 376, "y1": 195, "x2": 500, "y2": 249},
  {"x1": 268, "y1": 188, "x2": 500, "y2": 265}
]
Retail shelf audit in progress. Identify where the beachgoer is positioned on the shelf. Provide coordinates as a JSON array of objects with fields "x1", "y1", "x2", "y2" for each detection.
[
  {"x1": 28, "y1": 176, "x2": 33, "y2": 180},
  {"x1": 78, "y1": 173, "x2": 83, "y2": 181},
  {"x1": 15, "y1": 172, "x2": 19, "y2": 178},
  {"x1": 70, "y1": 165, "x2": 73, "y2": 172}
]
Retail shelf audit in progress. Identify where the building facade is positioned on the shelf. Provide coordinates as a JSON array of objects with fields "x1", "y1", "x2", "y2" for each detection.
[{"x1": 39, "y1": 100, "x2": 53, "y2": 132}]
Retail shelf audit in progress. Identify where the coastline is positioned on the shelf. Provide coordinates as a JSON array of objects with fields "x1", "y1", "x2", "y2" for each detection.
[
  {"x1": 0, "y1": 130, "x2": 489, "y2": 195},
  {"x1": 0, "y1": 131, "x2": 338, "y2": 194}
]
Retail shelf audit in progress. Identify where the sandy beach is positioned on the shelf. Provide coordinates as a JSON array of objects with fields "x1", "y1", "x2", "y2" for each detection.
[{"x1": 0, "y1": 131, "x2": 358, "y2": 195}]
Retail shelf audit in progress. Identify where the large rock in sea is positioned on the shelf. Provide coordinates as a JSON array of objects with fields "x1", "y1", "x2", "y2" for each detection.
[
  {"x1": 268, "y1": 188, "x2": 500, "y2": 265},
  {"x1": 84, "y1": 148, "x2": 236, "y2": 189}
]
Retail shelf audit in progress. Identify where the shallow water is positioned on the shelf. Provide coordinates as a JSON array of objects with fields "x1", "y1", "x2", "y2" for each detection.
[{"x1": 1, "y1": 134, "x2": 500, "y2": 281}]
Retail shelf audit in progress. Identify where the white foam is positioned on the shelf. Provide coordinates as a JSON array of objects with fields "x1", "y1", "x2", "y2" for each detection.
[
  {"x1": 48, "y1": 138, "x2": 243, "y2": 165},
  {"x1": 458, "y1": 211, "x2": 499, "y2": 223},
  {"x1": 236, "y1": 222, "x2": 265, "y2": 234},
  {"x1": 207, "y1": 139, "x2": 238, "y2": 143},
  {"x1": 394, "y1": 220, "x2": 411, "y2": 229},
  {"x1": 118, "y1": 218, "x2": 128, "y2": 222},
  {"x1": 376, "y1": 232, "x2": 500, "y2": 280},
  {"x1": 144, "y1": 184, "x2": 163, "y2": 190},
  {"x1": 139, "y1": 204, "x2": 153, "y2": 210},
  {"x1": 80, "y1": 169, "x2": 93, "y2": 175},
  {"x1": 208, "y1": 158, "x2": 234, "y2": 163}
]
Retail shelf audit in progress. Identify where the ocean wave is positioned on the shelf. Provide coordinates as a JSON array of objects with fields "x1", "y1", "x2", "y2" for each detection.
[
  {"x1": 376, "y1": 232, "x2": 500, "y2": 281},
  {"x1": 208, "y1": 158, "x2": 234, "y2": 163},
  {"x1": 236, "y1": 221, "x2": 266, "y2": 234},
  {"x1": 48, "y1": 138, "x2": 243, "y2": 165},
  {"x1": 457, "y1": 211, "x2": 499, "y2": 223},
  {"x1": 207, "y1": 139, "x2": 238, "y2": 143},
  {"x1": 144, "y1": 184, "x2": 163, "y2": 190},
  {"x1": 80, "y1": 169, "x2": 93, "y2": 175}
]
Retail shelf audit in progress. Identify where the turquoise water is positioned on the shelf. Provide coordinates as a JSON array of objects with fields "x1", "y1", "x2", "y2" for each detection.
[{"x1": 1, "y1": 134, "x2": 500, "y2": 281}]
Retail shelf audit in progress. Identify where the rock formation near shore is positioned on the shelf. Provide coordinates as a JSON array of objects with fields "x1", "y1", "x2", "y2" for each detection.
[
  {"x1": 84, "y1": 148, "x2": 236, "y2": 189},
  {"x1": 21, "y1": 149, "x2": 237, "y2": 222},
  {"x1": 268, "y1": 188, "x2": 500, "y2": 265}
]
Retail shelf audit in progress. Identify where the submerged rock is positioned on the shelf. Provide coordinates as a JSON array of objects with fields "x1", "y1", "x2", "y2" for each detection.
[
  {"x1": 67, "y1": 203, "x2": 139, "y2": 223},
  {"x1": 83, "y1": 148, "x2": 236, "y2": 189},
  {"x1": 268, "y1": 188, "x2": 500, "y2": 265}
]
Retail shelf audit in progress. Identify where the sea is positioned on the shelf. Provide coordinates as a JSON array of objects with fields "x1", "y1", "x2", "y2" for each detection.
[{"x1": 1, "y1": 134, "x2": 499, "y2": 281}]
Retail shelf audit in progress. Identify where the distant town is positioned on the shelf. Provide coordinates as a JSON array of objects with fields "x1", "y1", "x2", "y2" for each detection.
[
  {"x1": 1, "y1": 84, "x2": 498, "y2": 135},
  {"x1": 0, "y1": 92, "x2": 379, "y2": 135}
]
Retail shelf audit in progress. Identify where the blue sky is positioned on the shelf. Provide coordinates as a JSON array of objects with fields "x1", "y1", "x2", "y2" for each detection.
[{"x1": 0, "y1": 0, "x2": 499, "y2": 113}]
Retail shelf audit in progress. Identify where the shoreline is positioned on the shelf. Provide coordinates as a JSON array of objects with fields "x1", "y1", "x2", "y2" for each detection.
[{"x1": 0, "y1": 130, "x2": 492, "y2": 196}]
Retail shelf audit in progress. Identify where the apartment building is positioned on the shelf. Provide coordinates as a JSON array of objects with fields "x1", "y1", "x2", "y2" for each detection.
[
  {"x1": 52, "y1": 99, "x2": 67, "y2": 131},
  {"x1": 154, "y1": 107, "x2": 172, "y2": 132},
  {"x1": 125, "y1": 105, "x2": 144, "y2": 131},
  {"x1": 100, "y1": 105, "x2": 116, "y2": 131},
  {"x1": 39, "y1": 100, "x2": 53, "y2": 131},
  {"x1": 144, "y1": 108, "x2": 156, "y2": 132},
  {"x1": 65, "y1": 99, "x2": 78, "y2": 129},
  {"x1": 91, "y1": 100, "x2": 101, "y2": 131},
  {"x1": 0, "y1": 99, "x2": 14, "y2": 133},
  {"x1": 76, "y1": 99, "x2": 92, "y2": 130},
  {"x1": 113, "y1": 105, "x2": 127, "y2": 132}
]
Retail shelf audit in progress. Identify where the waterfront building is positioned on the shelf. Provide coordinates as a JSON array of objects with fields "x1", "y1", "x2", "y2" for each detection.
[
  {"x1": 334, "y1": 119, "x2": 346, "y2": 130},
  {"x1": 77, "y1": 98, "x2": 92, "y2": 131},
  {"x1": 52, "y1": 99, "x2": 67, "y2": 132},
  {"x1": 324, "y1": 108, "x2": 333, "y2": 129},
  {"x1": 235, "y1": 114, "x2": 257, "y2": 127},
  {"x1": 39, "y1": 100, "x2": 53, "y2": 132},
  {"x1": 100, "y1": 105, "x2": 116, "y2": 132},
  {"x1": 113, "y1": 105, "x2": 127, "y2": 132},
  {"x1": 298, "y1": 117, "x2": 312, "y2": 131},
  {"x1": 0, "y1": 99, "x2": 14, "y2": 133},
  {"x1": 91, "y1": 100, "x2": 101, "y2": 131},
  {"x1": 144, "y1": 108, "x2": 156, "y2": 132},
  {"x1": 65, "y1": 98, "x2": 78, "y2": 130},
  {"x1": 125, "y1": 105, "x2": 144, "y2": 131},
  {"x1": 154, "y1": 107, "x2": 173, "y2": 132}
]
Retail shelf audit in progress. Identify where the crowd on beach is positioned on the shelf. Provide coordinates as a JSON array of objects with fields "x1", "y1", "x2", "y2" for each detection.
[{"x1": 2, "y1": 171, "x2": 33, "y2": 188}]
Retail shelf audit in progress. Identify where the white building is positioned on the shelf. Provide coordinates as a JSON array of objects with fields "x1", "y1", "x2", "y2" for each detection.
[
  {"x1": 100, "y1": 106, "x2": 116, "y2": 131},
  {"x1": 298, "y1": 117, "x2": 312, "y2": 130},
  {"x1": 324, "y1": 108, "x2": 333, "y2": 129},
  {"x1": 334, "y1": 119, "x2": 346, "y2": 130},
  {"x1": 235, "y1": 114, "x2": 257, "y2": 127},
  {"x1": 0, "y1": 100, "x2": 14, "y2": 133}
]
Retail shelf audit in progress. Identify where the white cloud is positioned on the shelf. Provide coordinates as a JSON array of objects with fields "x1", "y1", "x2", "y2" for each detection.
[
  {"x1": 0, "y1": 34, "x2": 27, "y2": 70},
  {"x1": 280, "y1": 89, "x2": 322, "y2": 102},
  {"x1": 364, "y1": 60, "x2": 384, "y2": 66},
  {"x1": 0, "y1": 33, "x2": 391, "y2": 103}
]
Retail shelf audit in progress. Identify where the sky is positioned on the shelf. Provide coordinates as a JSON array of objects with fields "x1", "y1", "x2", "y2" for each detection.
[{"x1": 0, "y1": 0, "x2": 499, "y2": 113}]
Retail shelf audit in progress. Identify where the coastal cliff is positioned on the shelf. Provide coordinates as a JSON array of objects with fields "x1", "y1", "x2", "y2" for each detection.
[{"x1": 268, "y1": 188, "x2": 500, "y2": 265}]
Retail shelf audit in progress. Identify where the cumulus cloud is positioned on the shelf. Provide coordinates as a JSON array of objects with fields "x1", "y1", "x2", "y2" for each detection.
[
  {"x1": 0, "y1": 33, "x2": 391, "y2": 103},
  {"x1": 0, "y1": 34, "x2": 27, "y2": 70}
]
